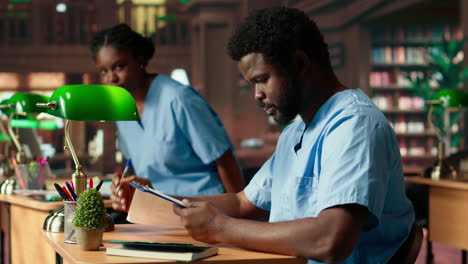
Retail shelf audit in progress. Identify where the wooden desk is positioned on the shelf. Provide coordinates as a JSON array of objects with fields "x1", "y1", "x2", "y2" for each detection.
[
  {"x1": 405, "y1": 176, "x2": 468, "y2": 250},
  {"x1": 42, "y1": 224, "x2": 306, "y2": 264},
  {"x1": 0, "y1": 194, "x2": 63, "y2": 264},
  {"x1": 0, "y1": 194, "x2": 113, "y2": 264}
]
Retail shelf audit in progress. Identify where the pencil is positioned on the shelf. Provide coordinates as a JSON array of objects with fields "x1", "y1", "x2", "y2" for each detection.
[
  {"x1": 116, "y1": 159, "x2": 132, "y2": 192},
  {"x1": 11, "y1": 157, "x2": 27, "y2": 190}
]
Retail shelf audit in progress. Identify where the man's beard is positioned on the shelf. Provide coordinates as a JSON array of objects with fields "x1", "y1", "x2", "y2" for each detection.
[{"x1": 275, "y1": 78, "x2": 301, "y2": 126}]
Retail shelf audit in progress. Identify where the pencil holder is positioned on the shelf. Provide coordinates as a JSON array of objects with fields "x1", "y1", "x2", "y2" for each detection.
[
  {"x1": 14, "y1": 164, "x2": 31, "y2": 190},
  {"x1": 64, "y1": 200, "x2": 78, "y2": 243}
]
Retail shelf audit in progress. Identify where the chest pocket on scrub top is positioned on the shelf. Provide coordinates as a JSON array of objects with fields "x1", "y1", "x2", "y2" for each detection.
[{"x1": 278, "y1": 174, "x2": 318, "y2": 219}]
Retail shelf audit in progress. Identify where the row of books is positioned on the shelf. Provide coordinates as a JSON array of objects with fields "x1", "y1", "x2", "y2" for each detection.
[
  {"x1": 372, "y1": 46, "x2": 427, "y2": 65},
  {"x1": 371, "y1": 24, "x2": 463, "y2": 42},
  {"x1": 369, "y1": 70, "x2": 438, "y2": 88},
  {"x1": 372, "y1": 95, "x2": 425, "y2": 111},
  {"x1": 390, "y1": 116, "x2": 426, "y2": 134},
  {"x1": 399, "y1": 138, "x2": 437, "y2": 157}
]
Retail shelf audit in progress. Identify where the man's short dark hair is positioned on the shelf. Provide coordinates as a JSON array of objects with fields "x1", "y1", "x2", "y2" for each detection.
[{"x1": 227, "y1": 6, "x2": 332, "y2": 70}]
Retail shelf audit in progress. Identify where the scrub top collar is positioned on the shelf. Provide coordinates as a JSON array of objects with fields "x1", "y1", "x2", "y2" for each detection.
[
  {"x1": 293, "y1": 88, "x2": 357, "y2": 153},
  {"x1": 137, "y1": 74, "x2": 165, "y2": 129}
]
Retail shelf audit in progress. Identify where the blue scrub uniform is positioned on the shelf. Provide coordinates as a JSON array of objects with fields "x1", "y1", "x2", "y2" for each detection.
[
  {"x1": 244, "y1": 89, "x2": 414, "y2": 264},
  {"x1": 117, "y1": 74, "x2": 234, "y2": 197}
]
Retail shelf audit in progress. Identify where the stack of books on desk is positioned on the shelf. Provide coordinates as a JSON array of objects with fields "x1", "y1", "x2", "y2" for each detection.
[{"x1": 106, "y1": 240, "x2": 218, "y2": 261}]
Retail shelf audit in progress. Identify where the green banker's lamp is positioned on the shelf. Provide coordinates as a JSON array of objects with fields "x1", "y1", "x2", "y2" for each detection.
[
  {"x1": 0, "y1": 104, "x2": 13, "y2": 143},
  {"x1": 0, "y1": 93, "x2": 49, "y2": 164},
  {"x1": 426, "y1": 89, "x2": 468, "y2": 180},
  {"x1": 36, "y1": 84, "x2": 138, "y2": 196},
  {"x1": 0, "y1": 115, "x2": 47, "y2": 193},
  {"x1": 0, "y1": 104, "x2": 13, "y2": 183},
  {"x1": 0, "y1": 93, "x2": 48, "y2": 193}
]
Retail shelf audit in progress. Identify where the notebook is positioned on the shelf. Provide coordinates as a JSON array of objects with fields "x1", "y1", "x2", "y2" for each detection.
[{"x1": 106, "y1": 240, "x2": 218, "y2": 261}]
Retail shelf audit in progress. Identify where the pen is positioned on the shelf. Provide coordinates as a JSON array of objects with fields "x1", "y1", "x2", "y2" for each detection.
[
  {"x1": 116, "y1": 159, "x2": 132, "y2": 192},
  {"x1": 37, "y1": 157, "x2": 48, "y2": 190},
  {"x1": 65, "y1": 181, "x2": 77, "y2": 201},
  {"x1": 88, "y1": 177, "x2": 93, "y2": 189},
  {"x1": 96, "y1": 180, "x2": 104, "y2": 191},
  {"x1": 54, "y1": 183, "x2": 69, "y2": 201},
  {"x1": 61, "y1": 186, "x2": 73, "y2": 201},
  {"x1": 29, "y1": 161, "x2": 37, "y2": 188}
]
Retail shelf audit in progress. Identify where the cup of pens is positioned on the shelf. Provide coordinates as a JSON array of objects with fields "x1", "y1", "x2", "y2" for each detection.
[
  {"x1": 64, "y1": 200, "x2": 78, "y2": 243},
  {"x1": 58, "y1": 181, "x2": 79, "y2": 243},
  {"x1": 12, "y1": 157, "x2": 48, "y2": 190}
]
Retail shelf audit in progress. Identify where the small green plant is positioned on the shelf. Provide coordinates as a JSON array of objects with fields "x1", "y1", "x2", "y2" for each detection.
[{"x1": 72, "y1": 188, "x2": 105, "y2": 229}]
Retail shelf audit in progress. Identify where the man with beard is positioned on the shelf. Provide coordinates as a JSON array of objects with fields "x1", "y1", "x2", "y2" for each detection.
[{"x1": 173, "y1": 6, "x2": 415, "y2": 264}]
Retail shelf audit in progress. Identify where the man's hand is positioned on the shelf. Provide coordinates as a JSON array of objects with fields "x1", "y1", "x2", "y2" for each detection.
[
  {"x1": 173, "y1": 199, "x2": 227, "y2": 244},
  {"x1": 110, "y1": 173, "x2": 151, "y2": 212}
]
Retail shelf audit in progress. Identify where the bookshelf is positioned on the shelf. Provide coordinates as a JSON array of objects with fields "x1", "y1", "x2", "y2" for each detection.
[{"x1": 368, "y1": 23, "x2": 464, "y2": 175}]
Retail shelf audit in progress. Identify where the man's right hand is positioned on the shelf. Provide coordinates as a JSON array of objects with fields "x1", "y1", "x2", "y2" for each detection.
[{"x1": 110, "y1": 173, "x2": 151, "y2": 212}]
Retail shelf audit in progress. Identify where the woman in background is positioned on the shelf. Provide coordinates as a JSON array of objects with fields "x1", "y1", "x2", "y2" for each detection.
[{"x1": 91, "y1": 24, "x2": 244, "y2": 213}]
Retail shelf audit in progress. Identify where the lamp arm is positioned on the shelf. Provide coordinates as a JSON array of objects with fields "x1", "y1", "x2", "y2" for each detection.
[
  {"x1": 0, "y1": 104, "x2": 14, "y2": 109},
  {"x1": 7, "y1": 114, "x2": 25, "y2": 163},
  {"x1": 64, "y1": 120, "x2": 87, "y2": 196},
  {"x1": 36, "y1": 101, "x2": 57, "y2": 110},
  {"x1": 64, "y1": 120, "x2": 81, "y2": 169},
  {"x1": 427, "y1": 103, "x2": 443, "y2": 142},
  {"x1": 0, "y1": 121, "x2": 10, "y2": 158}
]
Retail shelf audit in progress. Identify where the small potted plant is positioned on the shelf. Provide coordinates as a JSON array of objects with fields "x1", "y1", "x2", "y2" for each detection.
[{"x1": 72, "y1": 188, "x2": 106, "y2": 251}]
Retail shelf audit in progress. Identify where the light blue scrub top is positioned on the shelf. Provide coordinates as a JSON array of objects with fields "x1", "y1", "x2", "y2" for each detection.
[
  {"x1": 117, "y1": 74, "x2": 233, "y2": 197},
  {"x1": 244, "y1": 89, "x2": 414, "y2": 264}
]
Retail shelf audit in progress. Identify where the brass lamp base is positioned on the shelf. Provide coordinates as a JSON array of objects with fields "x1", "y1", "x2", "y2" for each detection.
[
  {"x1": 43, "y1": 207, "x2": 65, "y2": 232},
  {"x1": 72, "y1": 167, "x2": 87, "y2": 197},
  {"x1": 430, "y1": 141, "x2": 457, "y2": 180},
  {"x1": 43, "y1": 209, "x2": 115, "y2": 233},
  {"x1": 430, "y1": 162, "x2": 457, "y2": 180},
  {"x1": 0, "y1": 177, "x2": 15, "y2": 194}
]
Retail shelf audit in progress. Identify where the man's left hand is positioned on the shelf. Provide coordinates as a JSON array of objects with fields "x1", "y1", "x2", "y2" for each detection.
[{"x1": 173, "y1": 199, "x2": 226, "y2": 244}]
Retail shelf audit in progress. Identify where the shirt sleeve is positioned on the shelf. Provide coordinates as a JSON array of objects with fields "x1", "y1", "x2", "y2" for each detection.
[
  {"x1": 315, "y1": 115, "x2": 400, "y2": 229},
  {"x1": 171, "y1": 89, "x2": 233, "y2": 164},
  {"x1": 243, "y1": 153, "x2": 275, "y2": 211}
]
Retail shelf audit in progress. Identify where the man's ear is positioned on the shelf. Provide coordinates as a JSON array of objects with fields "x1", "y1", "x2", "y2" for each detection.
[{"x1": 293, "y1": 50, "x2": 311, "y2": 77}]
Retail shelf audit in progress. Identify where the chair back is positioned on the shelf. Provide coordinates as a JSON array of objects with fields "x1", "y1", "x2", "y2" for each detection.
[{"x1": 388, "y1": 222, "x2": 423, "y2": 264}]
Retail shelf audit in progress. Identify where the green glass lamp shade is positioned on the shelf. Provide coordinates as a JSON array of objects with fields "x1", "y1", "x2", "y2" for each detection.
[
  {"x1": 432, "y1": 89, "x2": 468, "y2": 108},
  {"x1": 0, "y1": 133, "x2": 11, "y2": 142},
  {"x1": 10, "y1": 118, "x2": 60, "y2": 130},
  {"x1": 10, "y1": 119, "x2": 38, "y2": 129},
  {"x1": 38, "y1": 119, "x2": 62, "y2": 130},
  {"x1": 43, "y1": 85, "x2": 138, "y2": 121},
  {"x1": 10, "y1": 115, "x2": 36, "y2": 127},
  {"x1": 0, "y1": 93, "x2": 49, "y2": 116}
]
